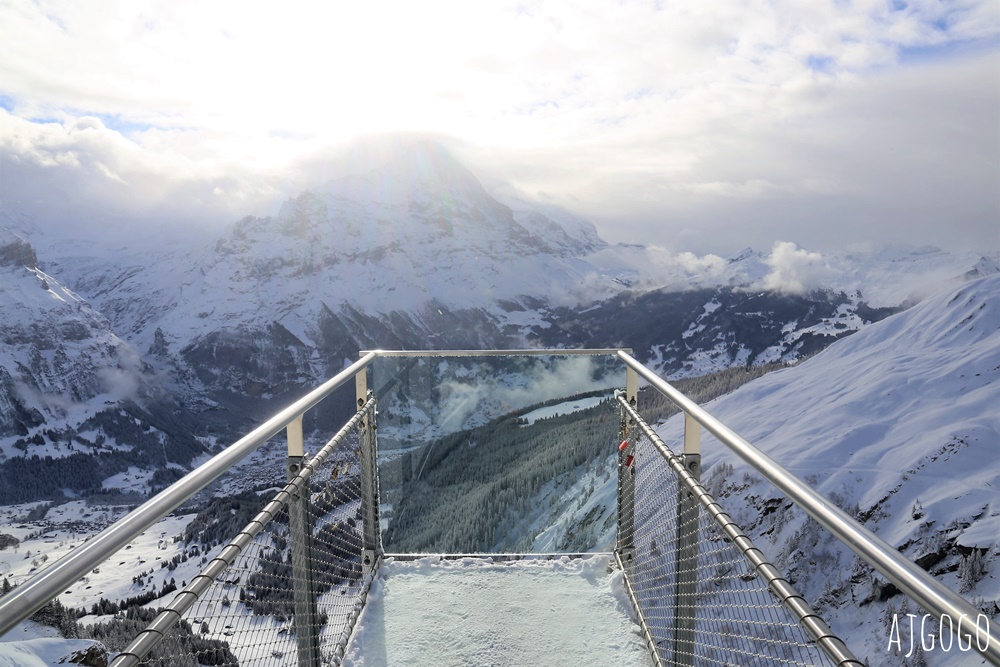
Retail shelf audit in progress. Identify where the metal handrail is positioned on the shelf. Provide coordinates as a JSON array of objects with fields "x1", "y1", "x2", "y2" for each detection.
[
  {"x1": 110, "y1": 396, "x2": 377, "y2": 667},
  {"x1": 360, "y1": 348, "x2": 632, "y2": 357},
  {"x1": 617, "y1": 350, "x2": 1000, "y2": 666},
  {"x1": 0, "y1": 352, "x2": 377, "y2": 638},
  {"x1": 618, "y1": 395, "x2": 862, "y2": 667}
]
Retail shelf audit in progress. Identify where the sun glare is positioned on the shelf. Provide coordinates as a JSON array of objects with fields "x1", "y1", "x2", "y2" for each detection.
[{"x1": 108, "y1": 1, "x2": 535, "y2": 154}]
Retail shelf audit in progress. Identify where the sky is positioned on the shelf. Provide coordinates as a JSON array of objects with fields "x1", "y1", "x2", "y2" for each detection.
[{"x1": 0, "y1": 0, "x2": 998, "y2": 256}]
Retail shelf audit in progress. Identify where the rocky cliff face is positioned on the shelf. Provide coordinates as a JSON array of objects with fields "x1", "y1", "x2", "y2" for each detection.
[
  {"x1": 0, "y1": 230, "x2": 205, "y2": 500},
  {"x1": 40, "y1": 142, "x2": 617, "y2": 425},
  {"x1": 0, "y1": 230, "x2": 149, "y2": 437}
]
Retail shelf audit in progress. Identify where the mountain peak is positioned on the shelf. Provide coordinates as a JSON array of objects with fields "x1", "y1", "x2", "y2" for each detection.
[
  {"x1": 728, "y1": 247, "x2": 755, "y2": 263},
  {"x1": 0, "y1": 228, "x2": 38, "y2": 269},
  {"x1": 326, "y1": 138, "x2": 499, "y2": 213}
]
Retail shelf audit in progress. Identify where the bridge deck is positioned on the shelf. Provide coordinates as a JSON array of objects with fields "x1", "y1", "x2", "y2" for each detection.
[{"x1": 342, "y1": 555, "x2": 651, "y2": 667}]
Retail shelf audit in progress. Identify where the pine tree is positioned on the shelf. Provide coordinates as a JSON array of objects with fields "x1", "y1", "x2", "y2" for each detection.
[{"x1": 959, "y1": 549, "x2": 987, "y2": 593}]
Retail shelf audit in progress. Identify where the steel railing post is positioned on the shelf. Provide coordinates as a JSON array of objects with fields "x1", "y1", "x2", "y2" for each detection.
[
  {"x1": 287, "y1": 420, "x2": 320, "y2": 667},
  {"x1": 674, "y1": 413, "x2": 701, "y2": 667},
  {"x1": 616, "y1": 367, "x2": 639, "y2": 569},
  {"x1": 0, "y1": 353, "x2": 378, "y2": 639},
  {"x1": 617, "y1": 393, "x2": 865, "y2": 667},
  {"x1": 358, "y1": 363, "x2": 382, "y2": 575}
]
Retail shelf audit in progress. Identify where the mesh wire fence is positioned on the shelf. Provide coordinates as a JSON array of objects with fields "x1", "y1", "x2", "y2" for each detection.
[
  {"x1": 623, "y1": 420, "x2": 846, "y2": 667},
  {"x1": 109, "y1": 407, "x2": 372, "y2": 667}
]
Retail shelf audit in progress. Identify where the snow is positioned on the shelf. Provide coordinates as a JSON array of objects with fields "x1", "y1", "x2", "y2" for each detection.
[
  {"x1": 0, "y1": 500, "x2": 202, "y2": 611},
  {"x1": 0, "y1": 636, "x2": 104, "y2": 667},
  {"x1": 569, "y1": 275, "x2": 1000, "y2": 664},
  {"x1": 529, "y1": 457, "x2": 616, "y2": 553},
  {"x1": 681, "y1": 298, "x2": 723, "y2": 341},
  {"x1": 682, "y1": 275, "x2": 1000, "y2": 548},
  {"x1": 955, "y1": 514, "x2": 1000, "y2": 549},
  {"x1": 697, "y1": 277, "x2": 999, "y2": 566},
  {"x1": 342, "y1": 556, "x2": 649, "y2": 667},
  {"x1": 677, "y1": 341, "x2": 753, "y2": 378},
  {"x1": 519, "y1": 395, "x2": 608, "y2": 425}
]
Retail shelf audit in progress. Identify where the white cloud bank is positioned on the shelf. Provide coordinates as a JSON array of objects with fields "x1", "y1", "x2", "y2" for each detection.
[
  {"x1": 760, "y1": 241, "x2": 838, "y2": 295},
  {"x1": 0, "y1": 1, "x2": 996, "y2": 254}
]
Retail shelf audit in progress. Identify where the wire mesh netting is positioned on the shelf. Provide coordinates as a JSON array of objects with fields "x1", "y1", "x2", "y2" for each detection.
[
  {"x1": 622, "y1": 421, "x2": 844, "y2": 667},
  {"x1": 73, "y1": 352, "x2": 860, "y2": 667},
  {"x1": 113, "y1": 409, "x2": 372, "y2": 667}
]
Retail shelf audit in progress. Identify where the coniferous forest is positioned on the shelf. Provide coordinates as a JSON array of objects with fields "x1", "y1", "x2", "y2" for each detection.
[
  {"x1": 382, "y1": 391, "x2": 621, "y2": 553},
  {"x1": 380, "y1": 361, "x2": 797, "y2": 554}
]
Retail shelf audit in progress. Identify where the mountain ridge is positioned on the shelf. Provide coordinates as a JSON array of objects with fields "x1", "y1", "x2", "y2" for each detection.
[{"x1": 0, "y1": 140, "x2": 995, "y2": 495}]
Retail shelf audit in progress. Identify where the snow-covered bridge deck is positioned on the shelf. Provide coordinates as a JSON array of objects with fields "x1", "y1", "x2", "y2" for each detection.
[{"x1": 342, "y1": 555, "x2": 650, "y2": 667}]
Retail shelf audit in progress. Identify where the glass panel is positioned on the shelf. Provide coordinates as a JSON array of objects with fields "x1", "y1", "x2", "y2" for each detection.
[{"x1": 370, "y1": 353, "x2": 624, "y2": 554}]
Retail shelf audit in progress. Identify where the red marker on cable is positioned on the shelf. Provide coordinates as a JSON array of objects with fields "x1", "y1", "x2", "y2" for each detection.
[{"x1": 619, "y1": 440, "x2": 634, "y2": 467}]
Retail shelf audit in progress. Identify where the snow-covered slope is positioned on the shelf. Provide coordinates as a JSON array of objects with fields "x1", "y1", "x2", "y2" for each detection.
[
  {"x1": 0, "y1": 636, "x2": 106, "y2": 667},
  {"x1": 678, "y1": 274, "x2": 1000, "y2": 562},
  {"x1": 0, "y1": 229, "x2": 149, "y2": 441},
  {"x1": 565, "y1": 274, "x2": 999, "y2": 665}
]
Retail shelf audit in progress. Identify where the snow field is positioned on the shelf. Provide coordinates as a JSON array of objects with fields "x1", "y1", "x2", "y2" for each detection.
[
  {"x1": 585, "y1": 275, "x2": 1000, "y2": 665},
  {"x1": 0, "y1": 496, "x2": 368, "y2": 665},
  {"x1": 342, "y1": 555, "x2": 650, "y2": 667},
  {"x1": 518, "y1": 395, "x2": 608, "y2": 426},
  {"x1": 0, "y1": 636, "x2": 104, "y2": 667}
]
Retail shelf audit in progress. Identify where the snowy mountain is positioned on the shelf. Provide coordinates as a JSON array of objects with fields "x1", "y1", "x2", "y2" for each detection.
[
  {"x1": 25, "y1": 142, "x2": 620, "y2": 426},
  {"x1": 554, "y1": 273, "x2": 1000, "y2": 665},
  {"x1": 0, "y1": 229, "x2": 148, "y2": 438},
  {"x1": 0, "y1": 139, "x2": 995, "y2": 499},
  {"x1": 0, "y1": 230, "x2": 205, "y2": 501}
]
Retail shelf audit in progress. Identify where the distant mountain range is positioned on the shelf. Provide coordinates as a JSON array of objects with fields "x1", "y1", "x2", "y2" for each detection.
[
  {"x1": 1, "y1": 138, "x2": 997, "y2": 666},
  {"x1": 0, "y1": 139, "x2": 996, "y2": 501}
]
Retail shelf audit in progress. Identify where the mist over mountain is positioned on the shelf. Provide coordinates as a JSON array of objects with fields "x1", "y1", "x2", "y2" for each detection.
[
  {"x1": 0, "y1": 229, "x2": 146, "y2": 436},
  {"x1": 0, "y1": 139, "x2": 995, "y2": 500}
]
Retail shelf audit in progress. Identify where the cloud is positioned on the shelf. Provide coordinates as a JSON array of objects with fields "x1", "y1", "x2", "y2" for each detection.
[
  {"x1": 464, "y1": 48, "x2": 999, "y2": 255},
  {"x1": 494, "y1": 356, "x2": 616, "y2": 407},
  {"x1": 0, "y1": 109, "x2": 283, "y2": 242},
  {"x1": 673, "y1": 251, "x2": 728, "y2": 280},
  {"x1": 0, "y1": 2, "x2": 996, "y2": 254},
  {"x1": 759, "y1": 241, "x2": 837, "y2": 294},
  {"x1": 435, "y1": 356, "x2": 619, "y2": 432},
  {"x1": 571, "y1": 244, "x2": 728, "y2": 297}
]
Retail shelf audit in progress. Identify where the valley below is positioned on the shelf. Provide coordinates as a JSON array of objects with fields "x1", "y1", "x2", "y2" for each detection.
[{"x1": 1, "y1": 143, "x2": 997, "y2": 666}]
